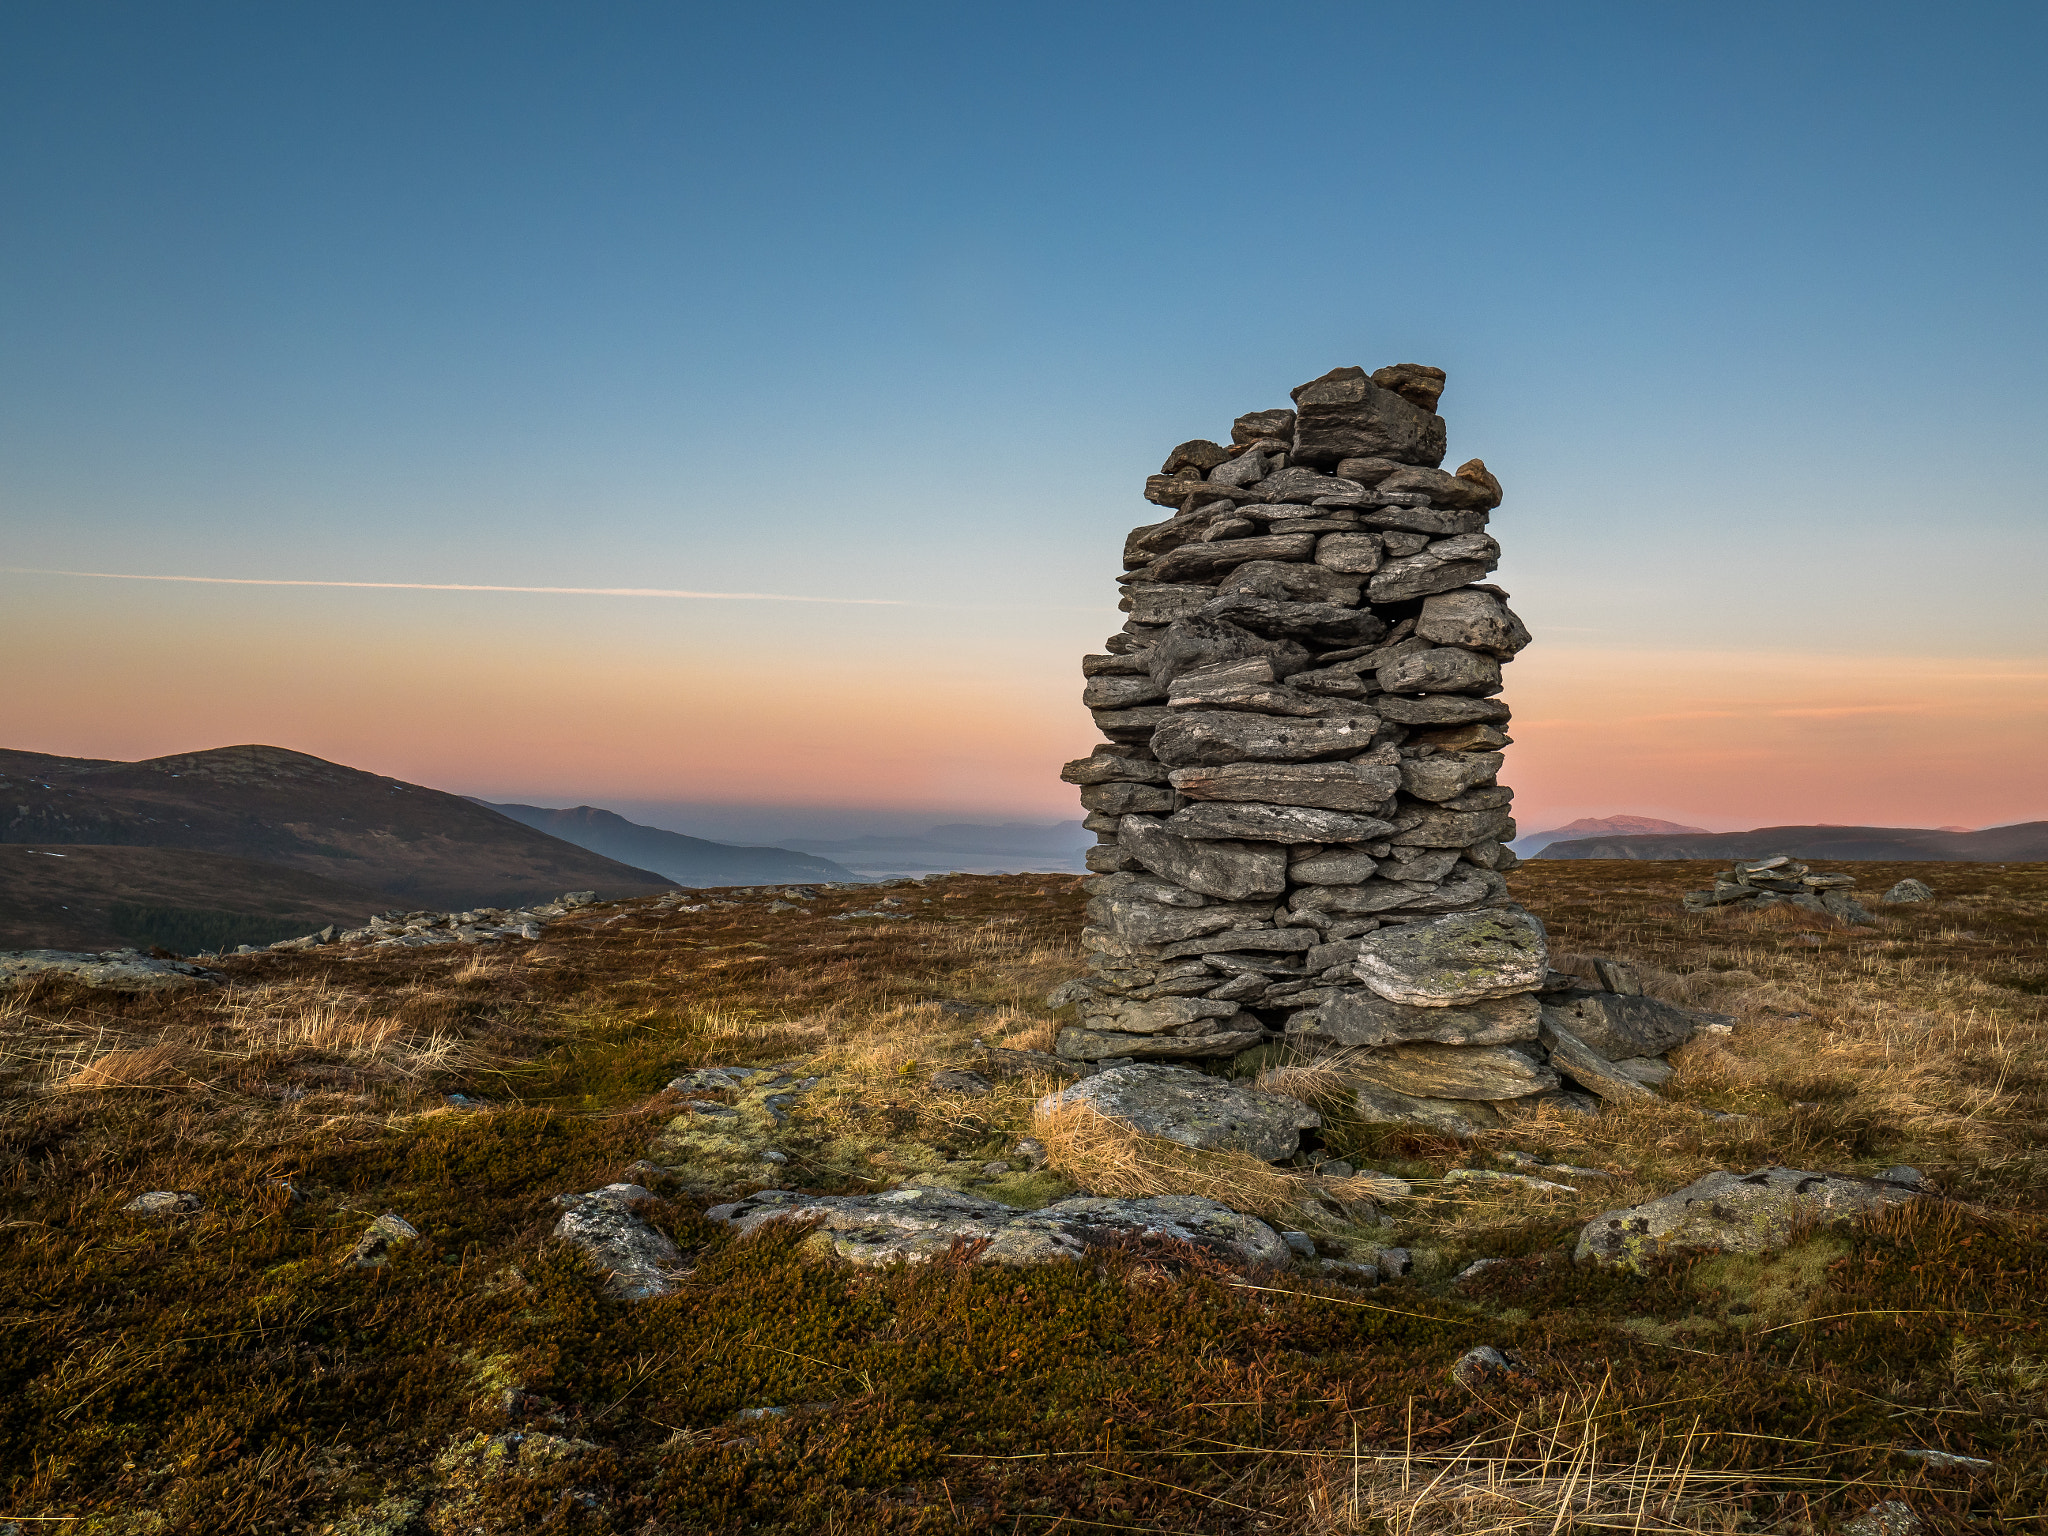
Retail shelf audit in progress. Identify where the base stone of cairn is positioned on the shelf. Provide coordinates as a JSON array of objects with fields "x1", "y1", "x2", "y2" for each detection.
[{"x1": 1055, "y1": 363, "x2": 1604, "y2": 1132}]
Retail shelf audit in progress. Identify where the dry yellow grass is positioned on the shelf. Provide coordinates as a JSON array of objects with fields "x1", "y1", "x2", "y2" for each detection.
[{"x1": 52, "y1": 1042, "x2": 183, "y2": 1092}]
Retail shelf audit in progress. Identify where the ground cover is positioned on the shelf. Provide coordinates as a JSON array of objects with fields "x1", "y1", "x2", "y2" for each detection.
[{"x1": 0, "y1": 862, "x2": 2043, "y2": 1532}]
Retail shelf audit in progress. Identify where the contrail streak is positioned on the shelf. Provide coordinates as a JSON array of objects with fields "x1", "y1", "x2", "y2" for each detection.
[{"x1": 1, "y1": 567, "x2": 914, "y2": 606}]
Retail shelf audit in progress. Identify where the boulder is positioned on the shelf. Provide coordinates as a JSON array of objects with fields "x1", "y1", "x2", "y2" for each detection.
[
  {"x1": 1882, "y1": 878, "x2": 1934, "y2": 904},
  {"x1": 1540, "y1": 992, "x2": 1699, "y2": 1059},
  {"x1": 1368, "y1": 364, "x2": 1447, "y2": 413},
  {"x1": 1206, "y1": 449, "x2": 1269, "y2": 488},
  {"x1": 1378, "y1": 647, "x2": 1503, "y2": 696},
  {"x1": 1576, "y1": 1166, "x2": 1925, "y2": 1271},
  {"x1": 1398, "y1": 752, "x2": 1504, "y2": 803},
  {"x1": 1044, "y1": 1063, "x2": 1321, "y2": 1161},
  {"x1": 1118, "y1": 815, "x2": 1287, "y2": 901},
  {"x1": 1414, "y1": 589, "x2": 1531, "y2": 657},
  {"x1": 1353, "y1": 908, "x2": 1549, "y2": 1006},
  {"x1": 1233, "y1": 409, "x2": 1295, "y2": 445},
  {"x1": 1055, "y1": 1024, "x2": 1266, "y2": 1061},
  {"x1": 1289, "y1": 367, "x2": 1447, "y2": 468},
  {"x1": 552, "y1": 1185, "x2": 687, "y2": 1301},
  {"x1": 1161, "y1": 439, "x2": 1233, "y2": 474},
  {"x1": 1344, "y1": 1043, "x2": 1557, "y2": 1101},
  {"x1": 706, "y1": 1186, "x2": 1287, "y2": 1268},
  {"x1": 1306, "y1": 990, "x2": 1540, "y2": 1048},
  {"x1": 1152, "y1": 710, "x2": 1379, "y2": 767},
  {"x1": 1168, "y1": 760, "x2": 1399, "y2": 812}
]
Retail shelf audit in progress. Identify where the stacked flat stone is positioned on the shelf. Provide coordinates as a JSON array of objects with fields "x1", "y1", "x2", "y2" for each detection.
[
  {"x1": 1682, "y1": 855, "x2": 1876, "y2": 924},
  {"x1": 1054, "y1": 364, "x2": 1568, "y2": 1131}
]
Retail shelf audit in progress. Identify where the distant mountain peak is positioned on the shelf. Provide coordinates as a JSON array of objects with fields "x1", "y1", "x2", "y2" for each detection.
[{"x1": 1539, "y1": 815, "x2": 1710, "y2": 837}]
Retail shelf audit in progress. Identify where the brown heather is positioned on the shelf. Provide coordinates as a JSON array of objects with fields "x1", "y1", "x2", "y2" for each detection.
[{"x1": 0, "y1": 861, "x2": 2043, "y2": 1531}]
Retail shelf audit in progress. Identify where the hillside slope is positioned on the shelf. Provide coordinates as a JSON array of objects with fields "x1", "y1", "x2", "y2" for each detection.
[
  {"x1": 0, "y1": 844, "x2": 394, "y2": 950},
  {"x1": 1538, "y1": 821, "x2": 2048, "y2": 860},
  {"x1": 1512, "y1": 815, "x2": 1709, "y2": 857},
  {"x1": 477, "y1": 802, "x2": 861, "y2": 887},
  {"x1": 0, "y1": 745, "x2": 675, "y2": 909}
]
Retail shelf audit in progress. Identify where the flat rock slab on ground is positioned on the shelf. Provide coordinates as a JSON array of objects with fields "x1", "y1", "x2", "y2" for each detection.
[
  {"x1": 706, "y1": 1186, "x2": 1287, "y2": 1268},
  {"x1": 1042, "y1": 1063, "x2": 1321, "y2": 1162},
  {"x1": 1577, "y1": 1165, "x2": 1925, "y2": 1270},
  {"x1": 2, "y1": 949, "x2": 220, "y2": 991},
  {"x1": 552, "y1": 1184, "x2": 687, "y2": 1300}
]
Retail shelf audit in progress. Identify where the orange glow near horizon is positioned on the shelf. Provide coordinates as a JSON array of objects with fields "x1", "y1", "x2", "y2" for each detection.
[{"x1": 6, "y1": 580, "x2": 2044, "y2": 833}]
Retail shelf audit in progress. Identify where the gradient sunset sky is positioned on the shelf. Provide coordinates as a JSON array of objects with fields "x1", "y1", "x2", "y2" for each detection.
[{"x1": 4, "y1": 2, "x2": 2044, "y2": 843}]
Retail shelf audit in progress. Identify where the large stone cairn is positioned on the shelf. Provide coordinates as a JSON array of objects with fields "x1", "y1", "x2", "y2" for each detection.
[{"x1": 1054, "y1": 364, "x2": 1576, "y2": 1131}]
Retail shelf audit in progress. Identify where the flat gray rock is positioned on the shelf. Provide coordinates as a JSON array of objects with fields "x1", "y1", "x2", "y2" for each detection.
[
  {"x1": 1576, "y1": 1166, "x2": 1924, "y2": 1270},
  {"x1": 1055, "y1": 1024, "x2": 1265, "y2": 1061},
  {"x1": 1353, "y1": 908, "x2": 1549, "y2": 1006},
  {"x1": 1043, "y1": 1062, "x2": 1321, "y2": 1162},
  {"x1": 1153, "y1": 710, "x2": 1380, "y2": 768},
  {"x1": 1372, "y1": 693, "x2": 1513, "y2": 726},
  {"x1": 1167, "y1": 760, "x2": 1399, "y2": 812},
  {"x1": 1369, "y1": 546, "x2": 1500, "y2": 603},
  {"x1": 1882, "y1": 878, "x2": 1934, "y2": 904},
  {"x1": 706, "y1": 1186, "x2": 1288, "y2": 1268},
  {"x1": 1377, "y1": 647, "x2": 1502, "y2": 696},
  {"x1": 1077, "y1": 994, "x2": 1241, "y2": 1036},
  {"x1": 2, "y1": 949, "x2": 219, "y2": 992},
  {"x1": 1540, "y1": 992, "x2": 1699, "y2": 1059},
  {"x1": 1390, "y1": 802, "x2": 1514, "y2": 848},
  {"x1": 1539, "y1": 1018, "x2": 1652, "y2": 1102},
  {"x1": 123, "y1": 1190, "x2": 203, "y2": 1216},
  {"x1": 1398, "y1": 752, "x2": 1504, "y2": 803},
  {"x1": 1164, "y1": 799, "x2": 1397, "y2": 844},
  {"x1": 552, "y1": 1184, "x2": 687, "y2": 1301},
  {"x1": 1140, "y1": 533, "x2": 1318, "y2": 584},
  {"x1": 1086, "y1": 891, "x2": 1273, "y2": 945},
  {"x1": 1345, "y1": 1042, "x2": 1557, "y2": 1101},
  {"x1": 1143, "y1": 616, "x2": 1312, "y2": 687},
  {"x1": 1352, "y1": 1082, "x2": 1504, "y2": 1137},
  {"x1": 1119, "y1": 814, "x2": 1286, "y2": 901},
  {"x1": 1213, "y1": 558, "x2": 1363, "y2": 607},
  {"x1": 1307, "y1": 990, "x2": 1540, "y2": 1048}
]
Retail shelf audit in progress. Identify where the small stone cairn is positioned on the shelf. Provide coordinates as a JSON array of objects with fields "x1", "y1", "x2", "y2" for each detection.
[
  {"x1": 1681, "y1": 856, "x2": 1875, "y2": 924},
  {"x1": 1053, "y1": 363, "x2": 1604, "y2": 1132}
]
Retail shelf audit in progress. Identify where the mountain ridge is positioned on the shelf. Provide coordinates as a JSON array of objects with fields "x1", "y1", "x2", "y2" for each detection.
[
  {"x1": 1536, "y1": 821, "x2": 2048, "y2": 861},
  {"x1": 0, "y1": 744, "x2": 676, "y2": 909},
  {"x1": 475, "y1": 801, "x2": 862, "y2": 887}
]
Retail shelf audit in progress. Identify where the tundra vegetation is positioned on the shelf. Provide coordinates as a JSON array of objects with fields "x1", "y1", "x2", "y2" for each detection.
[{"x1": 0, "y1": 860, "x2": 2043, "y2": 1533}]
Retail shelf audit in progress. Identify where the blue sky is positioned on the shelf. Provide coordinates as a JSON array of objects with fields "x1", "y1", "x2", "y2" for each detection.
[{"x1": 3, "y1": 2, "x2": 2043, "y2": 838}]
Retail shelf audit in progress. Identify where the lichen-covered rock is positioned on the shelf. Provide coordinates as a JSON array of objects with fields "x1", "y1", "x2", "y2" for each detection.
[
  {"x1": 1040, "y1": 1063, "x2": 1320, "y2": 1162},
  {"x1": 1882, "y1": 879, "x2": 1934, "y2": 904},
  {"x1": 551, "y1": 1184, "x2": 685, "y2": 1300},
  {"x1": 1576, "y1": 1166, "x2": 1925, "y2": 1270},
  {"x1": 1055, "y1": 1024, "x2": 1265, "y2": 1061},
  {"x1": 1353, "y1": 909, "x2": 1548, "y2": 1006},
  {"x1": 123, "y1": 1190, "x2": 203, "y2": 1216},
  {"x1": 1304, "y1": 990, "x2": 1539, "y2": 1048},
  {"x1": 1351, "y1": 1082, "x2": 1504, "y2": 1137},
  {"x1": 347, "y1": 1213, "x2": 421, "y2": 1268},
  {"x1": 2, "y1": 949, "x2": 219, "y2": 992},
  {"x1": 706, "y1": 1185, "x2": 1287, "y2": 1268},
  {"x1": 1540, "y1": 991, "x2": 1699, "y2": 1059}
]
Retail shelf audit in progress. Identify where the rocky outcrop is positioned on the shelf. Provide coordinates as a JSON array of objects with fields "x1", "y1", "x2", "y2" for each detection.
[
  {"x1": 1681, "y1": 856, "x2": 1876, "y2": 924},
  {"x1": 1, "y1": 949, "x2": 222, "y2": 992},
  {"x1": 551, "y1": 1184, "x2": 688, "y2": 1300},
  {"x1": 1058, "y1": 364, "x2": 1572, "y2": 1132},
  {"x1": 1576, "y1": 1166, "x2": 1925, "y2": 1270},
  {"x1": 706, "y1": 1185, "x2": 1287, "y2": 1268}
]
